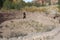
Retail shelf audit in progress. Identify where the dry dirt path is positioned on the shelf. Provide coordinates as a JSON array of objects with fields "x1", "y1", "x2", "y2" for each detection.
[{"x1": 52, "y1": 32, "x2": 60, "y2": 40}]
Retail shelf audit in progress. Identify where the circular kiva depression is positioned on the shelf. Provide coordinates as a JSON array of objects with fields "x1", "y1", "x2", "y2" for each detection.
[{"x1": 0, "y1": 19, "x2": 55, "y2": 38}]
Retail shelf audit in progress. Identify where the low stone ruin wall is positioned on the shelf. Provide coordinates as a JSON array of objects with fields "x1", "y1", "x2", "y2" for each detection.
[{"x1": 0, "y1": 26, "x2": 60, "y2": 40}]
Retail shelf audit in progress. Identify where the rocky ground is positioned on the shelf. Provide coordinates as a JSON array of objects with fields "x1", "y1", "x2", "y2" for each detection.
[{"x1": 0, "y1": 5, "x2": 60, "y2": 40}]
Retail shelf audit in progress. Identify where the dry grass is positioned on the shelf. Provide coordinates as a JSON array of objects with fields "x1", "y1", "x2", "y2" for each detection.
[
  {"x1": 0, "y1": 5, "x2": 59, "y2": 13},
  {"x1": 21, "y1": 6, "x2": 47, "y2": 12},
  {"x1": 21, "y1": 5, "x2": 59, "y2": 13}
]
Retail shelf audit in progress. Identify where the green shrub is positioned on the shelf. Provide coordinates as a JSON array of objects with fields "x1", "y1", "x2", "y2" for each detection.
[
  {"x1": 58, "y1": 0, "x2": 60, "y2": 5},
  {"x1": 2, "y1": 0, "x2": 47, "y2": 10},
  {"x1": 58, "y1": 5, "x2": 60, "y2": 12},
  {"x1": 0, "y1": 0, "x2": 5, "y2": 9},
  {"x1": 3, "y1": 0, "x2": 14, "y2": 9},
  {"x1": 2, "y1": 0, "x2": 26, "y2": 10}
]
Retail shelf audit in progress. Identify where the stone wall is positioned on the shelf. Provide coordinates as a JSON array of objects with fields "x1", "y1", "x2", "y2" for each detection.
[{"x1": 0, "y1": 26, "x2": 60, "y2": 40}]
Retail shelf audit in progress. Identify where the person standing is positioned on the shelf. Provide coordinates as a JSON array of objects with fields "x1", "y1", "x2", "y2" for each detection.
[{"x1": 23, "y1": 12, "x2": 26, "y2": 19}]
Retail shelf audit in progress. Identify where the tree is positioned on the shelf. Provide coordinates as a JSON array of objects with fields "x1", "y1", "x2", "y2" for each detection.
[
  {"x1": 0, "y1": 0, "x2": 5, "y2": 9},
  {"x1": 48, "y1": 0, "x2": 51, "y2": 5},
  {"x1": 26, "y1": 2, "x2": 41, "y2": 7},
  {"x1": 26, "y1": 2, "x2": 33, "y2": 7},
  {"x1": 3, "y1": 0, "x2": 13, "y2": 9},
  {"x1": 15, "y1": 0, "x2": 26, "y2": 9},
  {"x1": 33, "y1": 2, "x2": 41, "y2": 7},
  {"x1": 58, "y1": 0, "x2": 60, "y2": 9},
  {"x1": 58, "y1": 0, "x2": 60, "y2": 5},
  {"x1": 3, "y1": 0, "x2": 26, "y2": 10}
]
